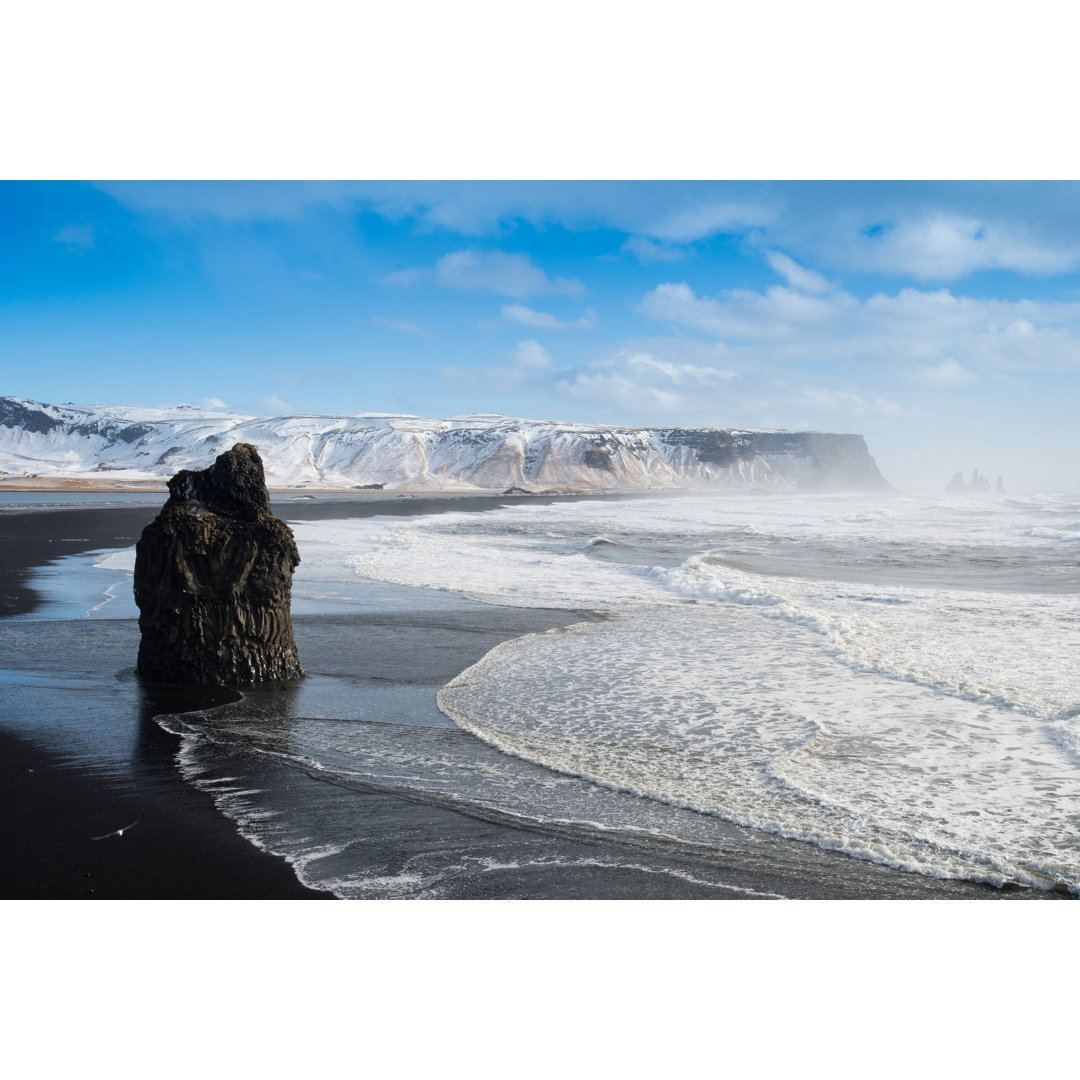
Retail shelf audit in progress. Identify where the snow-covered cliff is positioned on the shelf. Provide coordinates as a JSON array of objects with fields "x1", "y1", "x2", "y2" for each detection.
[{"x1": 0, "y1": 397, "x2": 891, "y2": 492}]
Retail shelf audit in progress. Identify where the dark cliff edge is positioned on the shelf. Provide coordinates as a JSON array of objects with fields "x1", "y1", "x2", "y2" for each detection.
[
  {"x1": 764, "y1": 431, "x2": 892, "y2": 492},
  {"x1": 134, "y1": 443, "x2": 304, "y2": 685},
  {"x1": 657, "y1": 428, "x2": 892, "y2": 492}
]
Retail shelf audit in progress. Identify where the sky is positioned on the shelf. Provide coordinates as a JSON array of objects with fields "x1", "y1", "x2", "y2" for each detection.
[{"x1": 3, "y1": 179, "x2": 1080, "y2": 493}]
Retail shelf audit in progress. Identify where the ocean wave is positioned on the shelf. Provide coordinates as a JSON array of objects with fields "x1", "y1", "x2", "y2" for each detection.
[
  {"x1": 439, "y1": 607, "x2": 1080, "y2": 894},
  {"x1": 1024, "y1": 526, "x2": 1080, "y2": 542},
  {"x1": 651, "y1": 554, "x2": 1080, "y2": 728},
  {"x1": 282, "y1": 491, "x2": 1080, "y2": 893}
]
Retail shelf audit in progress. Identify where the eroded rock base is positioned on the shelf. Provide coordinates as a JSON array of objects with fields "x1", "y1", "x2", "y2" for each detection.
[{"x1": 134, "y1": 443, "x2": 304, "y2": 685}]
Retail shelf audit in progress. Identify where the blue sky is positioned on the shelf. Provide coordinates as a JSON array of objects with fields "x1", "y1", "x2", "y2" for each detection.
[{"x1": 3, "y1": 180, "x2": 1080, "y2": 492}]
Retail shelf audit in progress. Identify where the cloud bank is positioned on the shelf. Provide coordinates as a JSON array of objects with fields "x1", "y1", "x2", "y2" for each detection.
[
  {"x1": 638, "y1": 271, "x2": 1080, "y2": 379},
  {"x1": 96, "y1": 181, "x2": 1080, "y2": 282}
]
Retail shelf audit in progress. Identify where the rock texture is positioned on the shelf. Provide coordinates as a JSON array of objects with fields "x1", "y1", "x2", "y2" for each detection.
[{"x1": 134, "y1": 443, "x2": 304, "y2": 685}]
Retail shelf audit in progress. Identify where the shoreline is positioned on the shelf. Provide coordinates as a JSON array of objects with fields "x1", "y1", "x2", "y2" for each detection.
[
  {"x1": 0, "y1": 493, "x2": 531, "y2": 899},
  {"x1": 0, "y1": 476, "x2": 599, "y2": 495},
  {"x1": 0, "y1": 490, "x2": 611, "y2": 619},
  {"x1": 1, "y1": 496, "x2": 1067, "y2": 900},
  {"x1": 0, "y1": 492, "x2": 605, "y2": 901},
  {"x1": 0, "y1": 497, "x2": 350, "y2": 899}
]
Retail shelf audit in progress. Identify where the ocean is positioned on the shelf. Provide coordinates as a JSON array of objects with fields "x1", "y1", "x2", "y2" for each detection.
[{"x1": 5, "y1": 489, "x2": 1079, "y2": 898}]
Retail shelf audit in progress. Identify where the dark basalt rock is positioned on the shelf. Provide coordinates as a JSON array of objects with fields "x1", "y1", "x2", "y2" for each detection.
[
  {"x1": 134, "y1": 443, "x2": 304, "y2": 685},
  {"x1": 583, "y1": 447, "x2": 616, "y2": 472}
]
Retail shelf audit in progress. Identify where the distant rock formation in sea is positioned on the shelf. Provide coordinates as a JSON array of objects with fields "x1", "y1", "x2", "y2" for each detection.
[
  {"x1": 946, "y1": 469, "x2": 997, "y2": 495},
  {"x1": 134, "y1": 443, "x2": 304, "y2": 685},
  {"x1": 0, "y1": 396, "x2": 892, "y2": 493}
]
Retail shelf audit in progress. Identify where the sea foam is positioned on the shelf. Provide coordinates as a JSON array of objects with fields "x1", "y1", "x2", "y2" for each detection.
[{"x1": 291, "y1": 491, "x2": 1080, "y2": 893}]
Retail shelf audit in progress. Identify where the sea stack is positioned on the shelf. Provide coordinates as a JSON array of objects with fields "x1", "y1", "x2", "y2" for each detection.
[{"x1": 134, "y1": 443, "x2": 304, "y2": 684}]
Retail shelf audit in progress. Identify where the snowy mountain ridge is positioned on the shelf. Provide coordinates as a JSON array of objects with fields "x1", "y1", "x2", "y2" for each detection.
[{"x1": 0, "y1": 397, "x2": 891, "y2": 492}]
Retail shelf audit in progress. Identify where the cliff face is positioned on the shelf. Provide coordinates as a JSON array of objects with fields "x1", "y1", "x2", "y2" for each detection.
[
  {"x1": 0, "y1": 397, "x2": 892, "y2": 493},
  {"x1": 134, "y1": 443, "x2": 304, "y2": 685}
]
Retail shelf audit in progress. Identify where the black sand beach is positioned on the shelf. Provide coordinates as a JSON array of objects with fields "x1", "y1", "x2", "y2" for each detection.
[
  {"x1": 0, "y1": 726, "x2": 331, "y2": 899},
  {"x1": 0, "y1": 493, "x2": 1066, "y2": 900},
  {"x1": 0, "y1": 493, "x2": 589, "y2": 899},
  {"x1": 0, "y1": 499, "x2": 332, "y2": 898}
]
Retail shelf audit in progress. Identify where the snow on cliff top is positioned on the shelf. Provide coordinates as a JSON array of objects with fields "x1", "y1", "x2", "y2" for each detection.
[
  {"x1": 0, "y1": 397, "x2": 885, "y2": 492},
  {"x1": 3, "y1": 397, "x2": 797, "y2": 436}
]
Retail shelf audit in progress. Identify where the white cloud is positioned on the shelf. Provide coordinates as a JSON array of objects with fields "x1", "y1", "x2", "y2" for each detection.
[
  {"x1": 645, "y1": 200, "x2": 775, "y2": 243},
  {"x1": 836, "y1": 214, "x2": 1080, "y2": 280},
  {"x1": 508, "y1": 340, "x2": 555, "y2": 369},
  {"x1": 791, "y1": 386, "x2": 906, "y2": 418},
  {"x1": 448, "y1": 340, "x2": 558, "y2": 390},
  {"x1": 96, "y1": 181, "x2": 777, "y2": 243},
  {"x1": 765, "y1": 251, "x2": 831, "y2": 294},
  {"x1": 914, "y1": 359, "x2": 977, "y2": 387},
  {"x1": 558, "y1": 371, "x2": 685, "y2": 413},
  {"x1": 500, "y1": 303, "x2": 595, "y2": 330},
  {"x1": 435, "y1": 249, "x2": 583, "y2": 298},
  {"x1": 53, "y1": 224, "x2": 94, "y2": 251},
  {"x1": 621, "y1": 236, "x2": 685, "y2": 264},
  {"x1": 379, "y1": 267, "x2": 431, "y2": 288},
  {"x1": 95, "y1": 181, "x2": 329, "y2": 220},
  {"x1": 640, "y1": 281, "x2": 854, "y2": 341},
  {"x1": 639, "y1": 277, "x2": 1080, "y2": 377},
  {"x1": 372, "y1": 316, "x2": 429, "y2": 336},
  {"x1": 383, "y1": 250, "x2": 584, "y2": 299},
  {"x1": 624, "y1": 354, "x2": 737, "y2": 386},
  {"x1": 94, "y1": 182, "x2": 1080, "y2": 285},
  {"x1": 555, "y1": 351, "x2": 737, "y2": 417},
  {"x1": 198, "y1": 397, "x2": 229, "y2": 411},
  {"x1": 440, "y1": 338, "x2": 739, "y2": 419}
]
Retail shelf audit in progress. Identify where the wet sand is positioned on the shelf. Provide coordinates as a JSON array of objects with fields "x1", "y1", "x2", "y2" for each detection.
[
  {"x1": 0, "y1": 725, "x2": 330, "y2": 899},
  {"x1": 0, "y1": 492, "x2": 602, "y2": 900},
  {"x1": 0, "y1": 493, "x2": 1066, "y2": 900}
]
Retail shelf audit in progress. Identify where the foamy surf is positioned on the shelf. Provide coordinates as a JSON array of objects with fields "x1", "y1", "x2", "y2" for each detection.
[
  {"x1": 287, "y1": 491, "x2": 1080, "y2": 894},
  {"x1": 13, "y1": 490, "x2": 1078, "y2": 896},
  {"x1": 439, "y1": 606, "x2": 1080, "y2": 893}
]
